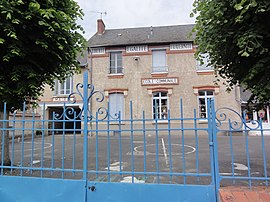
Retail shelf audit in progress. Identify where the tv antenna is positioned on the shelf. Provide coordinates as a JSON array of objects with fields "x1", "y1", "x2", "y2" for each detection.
[{"x1": 90, "y1": 11, "x2": 107, "y2": 19}]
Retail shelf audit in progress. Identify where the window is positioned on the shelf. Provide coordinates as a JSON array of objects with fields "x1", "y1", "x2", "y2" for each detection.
[
  {"x1": 198, "y1": 90, "x2": 214, "y2": 118},
  {"x1": 243, "y1": 106, "x2": 270, "y2": 123},
  {"x1": 152, "y1": 92, "x2": 168, "y2": 119},
  {"x1": 109, "y1": 93, "x2": 124, "y2": 119},
  {"x1": 152, "y1": 50, "x2": 167, "y2": 73},
  {"x1": 196, "y1": 53, "x2": 214, "y2": 71},
  {"x1": 110, "y1": 52, "x2": 122, "y2": 74},
  {"x1": 54, "y1": 77, "x2": 73, "y2": 95}
]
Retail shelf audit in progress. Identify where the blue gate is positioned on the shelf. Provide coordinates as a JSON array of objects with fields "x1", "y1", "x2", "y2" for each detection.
[{"x1": 0, "y1": 71, "x2": 269, "y2": 202}]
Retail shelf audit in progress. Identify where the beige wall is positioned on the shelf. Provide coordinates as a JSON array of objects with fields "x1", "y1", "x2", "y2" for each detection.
[
  {"x1": 39, "y1": 69, "x2": 88, "y2": 103},
  {"x1": 90, "y1": 45, "x2": 241, "y2": 122},
  {"x1": 37, "y1": 44, "x2": 241, "y2": 128}
]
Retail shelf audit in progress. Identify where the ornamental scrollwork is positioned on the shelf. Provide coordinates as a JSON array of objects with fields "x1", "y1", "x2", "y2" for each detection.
[
  {"x1": 53, "y1": 82, "x2": 119, "y2": 121},
  {"x1": 215, "y1": 107, "x2": 260, "y2": 130}
]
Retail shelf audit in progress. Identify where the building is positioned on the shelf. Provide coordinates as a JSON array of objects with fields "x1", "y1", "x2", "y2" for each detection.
[
  {"x1": 88, "y1": 19, "x2": 240, "y2": 123},
  {"x1": 240, "y1": 88, "x2": 270, "y2": 134},
  {"x1": 38, "y1": 19, "x2": 242, "y2": 132}
]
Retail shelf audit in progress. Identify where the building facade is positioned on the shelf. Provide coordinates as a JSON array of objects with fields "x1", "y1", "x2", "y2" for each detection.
[
  {"x1": 88, "y1": 19, "x2": 240, "y2": 122},
  {"x1": 38, "y1": 19, "x2": 242, "y2": 132}
]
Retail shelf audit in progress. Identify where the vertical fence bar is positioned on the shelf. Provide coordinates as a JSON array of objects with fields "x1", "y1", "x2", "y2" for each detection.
[
  {"x1": 210, "y1": 99, "x2": 220, "y2": 200},
  {"x1": 207, "y1": 100, "x2": 215, "y2": 187},
  {"x1": 82, "y1": 71, "x2": 89, "y2": 201},
  {"x1": 118, "y1": 112, "x2": 123, "y2": 178},
  {"x1": 11, "y1": 111, "x2": 16, "y2": 175},
  {"x1": 1, "y1": 103, "x2": 7, "y2": 175},
  {"x1": 193, "y1": 109, "x2": 200, "y2": 183},
  {"x1": 130, "y1": 101, "x2": 135, "y2": 183},
  {"x1": 95, "y1": 112, "x2": 99, "y2": 180},
  {"x1": 228, "y1": 119, "x2": 235, "y2": 184},
  {"x1": 20, "y1": 102, "x2": 26, "y2": 176},
  {"x1": 40, "y1": 103, "x2": 46, "y2": 177},
  {"x1": 30, "y1": 110, "x2": 36, "y2": 175},
  {"x1": 167, "y1": 109, "x2": 173, "y2": 183},
  {"x1": 180, "y1": 99, "x2": 186, "y2": 184},
  {"x1": 83, "y1": 71, "x2": 89, "y2": 202},
  {"x1": 107, "y1": 108, "x2": 111, "y2": 182},
  {"x1": 61, "y1": 104, "x2": 66, "y2": 179},
  {"x1": 72, "y1": 111, "x2": 77, "y2": 176},
  {"x1": 242, "y1": 111, "x2": 251, "y2": 187},
  {"x1": 142, "y1": 110, "x2": 147, "y2": 181},
  {"x1": 51, "y1": 112, "x2": 55, "y2": 175},
  {"x1": 154, "y1": 106, "x2": 159, "y2": 184},
  {"x1": 259, "y1": 119, "x2": 268, "y2": 186}
]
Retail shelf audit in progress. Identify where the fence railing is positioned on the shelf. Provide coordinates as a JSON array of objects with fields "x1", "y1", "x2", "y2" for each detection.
[
  {"x1": 0, "y1": 72, "x2": 269, "y2": 191},
  {"x1": 214, "y1": 107, "x2": 270, "y2": 188},
  {"x1": 0, "y1": 99, "x2": 215, "y2": 186}
]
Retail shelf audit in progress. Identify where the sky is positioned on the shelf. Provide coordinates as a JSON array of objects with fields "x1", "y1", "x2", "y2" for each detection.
[{"x1": 76, "y1": 0, "x2": 196, "y2": 40}]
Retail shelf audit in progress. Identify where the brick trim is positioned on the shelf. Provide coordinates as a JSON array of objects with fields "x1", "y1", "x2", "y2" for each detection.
[
  {"x1": 193, "y1": 85, "x2": 220, "y2": 95},
  {"x1": 104, "y1": 88, "x2": 128, "y2": 98},
  {"x1": 151, "y1": 73, "x2": 168, "y2": 77},
  {"x1": 108, "y1": 74, "x2": 124, "y2": 79},
  {"x1": 196, "y1": 71, "x2": 214, "y2": 75}
]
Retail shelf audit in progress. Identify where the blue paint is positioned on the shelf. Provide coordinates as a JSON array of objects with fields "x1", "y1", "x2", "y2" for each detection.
[
  {"x1": 180, "y1": 98, "x2": 187, "y2": 184},
  {"x1": 86, "y1": 182, "x2": 216, "y2": 202},
  {"x1": 167, "y1": 109, "x2": 173, "y2": 183},
  {"x1": 0, "y1": 176, "x2": 85, "y2": 202},
  {"x1": 242, "y1": 113, "x2": 251, "y2": 187},
  {"x1": 260, "y1": 119, "x2": 268, "y2": 186},
  {"x1": 142, "y1": 110, "x2": 147, "y2": 181},
  {"x1": 228, "y1": 119, "x2": 236, "y2": 184},
  {"x1": 193, "y1": 108, "x2": 200, "y2": 183}
]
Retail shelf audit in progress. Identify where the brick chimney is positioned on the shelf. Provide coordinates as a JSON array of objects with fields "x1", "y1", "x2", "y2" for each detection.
[{"x1": 97, "y1": 19, "x2": 105, "y2": 35}]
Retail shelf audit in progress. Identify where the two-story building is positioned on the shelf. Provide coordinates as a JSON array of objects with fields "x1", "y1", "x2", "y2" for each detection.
[
  {"x1": 38, "y1": 19, "x2": 242, "y2": 132},
  {"x1": 87, "y1": 19, "x2": 241, "y2": 123}
]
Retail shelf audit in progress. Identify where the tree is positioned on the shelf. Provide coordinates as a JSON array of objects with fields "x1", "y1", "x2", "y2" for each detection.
[
  {"x1": 192, "y1": 0, "x2": 270, "y2": 102},
  {"x1": 0, "y1": 0, "x2": 86, "y2": 165}
]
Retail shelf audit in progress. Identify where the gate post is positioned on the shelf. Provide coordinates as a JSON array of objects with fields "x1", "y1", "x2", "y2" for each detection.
[
  {"x1": 82, "y1": 71, "x2": 89, "y2": 199},
  {"x1": 208, "y1": 99, "x2": 220, "y2": 200}
]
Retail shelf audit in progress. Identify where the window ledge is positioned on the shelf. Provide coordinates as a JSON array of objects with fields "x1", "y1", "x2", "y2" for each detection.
[
  {"x1": 151, "y1": 72, "x2": 168, "y2": 77},
  {"x1": 108, "y1": 74, "x2": 124, "y2": 79},
  {"x1": 109, "y1": 122, "x2": 125, "y2": 125},
  {"x1": 52, "y1": 95, "x2": 69, "y2": 98},
  {"x1": 152, "y1": 120, "x2": 168, "y2": 124},
  {"x1": 198, "y1": 119, "x2": 208, "y2": 124},
  {"x1": 196, "y1": 70, "x2": 214, "y2": 75}
]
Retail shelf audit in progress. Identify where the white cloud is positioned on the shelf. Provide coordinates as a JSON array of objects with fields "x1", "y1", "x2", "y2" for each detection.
[{"x1": 76, "y1": 0, "x2": 195, "y2": 39}]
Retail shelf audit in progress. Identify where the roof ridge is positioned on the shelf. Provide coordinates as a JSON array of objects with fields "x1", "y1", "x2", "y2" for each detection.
[{"x1": 104, "y1": 23, "x2": 195, "y2": 32}]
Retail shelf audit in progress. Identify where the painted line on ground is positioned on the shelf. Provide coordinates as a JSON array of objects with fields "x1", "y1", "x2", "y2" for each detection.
[
  {"x1": 133, "y1": 144, "x2": 196, "y2": 156},
  {"x1": 161, "y1": 138, "x2": 168, "y2": 165},
  {"x1": 233, "y1": 163, "x2": 248, "y2": 171}
]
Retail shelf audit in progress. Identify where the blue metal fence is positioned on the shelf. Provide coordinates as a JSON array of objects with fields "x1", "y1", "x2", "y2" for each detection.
[
  {"x1": 215, "y1": 107, "x2": 270, "y2": 188},
  {"x1": 0, "y1": 71, "x2": 269, "y2": 202}
]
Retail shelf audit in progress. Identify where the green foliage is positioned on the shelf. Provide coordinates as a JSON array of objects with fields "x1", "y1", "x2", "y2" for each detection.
[
  {"x1": 0, "y1": 0, "x2": 86, "y2": 110},
  {"x1": 192, "y1": 0, "x2": 270, "y2": 102}
]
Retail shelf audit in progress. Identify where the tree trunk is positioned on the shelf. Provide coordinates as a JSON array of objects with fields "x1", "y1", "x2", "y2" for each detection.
[{"x1": 0, "y1": 110, "x2": 11, "y2": 166}]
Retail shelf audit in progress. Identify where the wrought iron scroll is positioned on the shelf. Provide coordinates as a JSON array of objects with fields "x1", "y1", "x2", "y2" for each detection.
[
  {"x1": 215, "y1": 107, "x2": 260, "y2": 130},
  {"x1": 53, "y1": 82, "x2": 119, "y2": 121}
]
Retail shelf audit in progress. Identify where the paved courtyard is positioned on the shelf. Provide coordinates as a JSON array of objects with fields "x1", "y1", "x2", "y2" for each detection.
[{"x1": 7, "y1": 132, "x2": 270, "y2": 187}]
